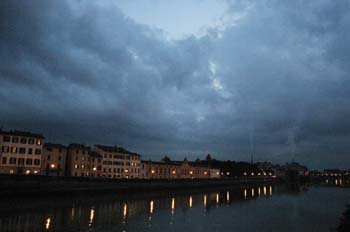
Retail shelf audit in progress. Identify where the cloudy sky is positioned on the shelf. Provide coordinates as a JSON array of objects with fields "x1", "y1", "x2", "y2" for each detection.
[{"x1": 1, "y1": 0, "x2": 350, "y2": 169}]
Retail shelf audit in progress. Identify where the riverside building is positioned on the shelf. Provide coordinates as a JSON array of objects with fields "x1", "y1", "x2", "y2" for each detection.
[
  {"x1": 66, "y1": 144, "x2": 102, "y2": 177},
  {"x1": 0, "y1": 130, "x2": 44, "y2": 175},
  {"x1": 41, "y1": 143, "x2": 67, "y2": 176},
  {"x1": 95, "y1": 145, "x2": 141, "y2": 179},
  {"x1": 141, "y1": 159, "x2": 220, "y2": 179}
]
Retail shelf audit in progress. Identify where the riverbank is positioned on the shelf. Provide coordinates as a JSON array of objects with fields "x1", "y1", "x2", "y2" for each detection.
[{"x1": 0, "y1": 174, "x2": 280, "y2": 197}]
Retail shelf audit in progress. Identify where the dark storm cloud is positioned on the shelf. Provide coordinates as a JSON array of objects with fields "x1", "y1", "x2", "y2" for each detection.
[{"x1": 1, "y1": 0, "x2": 350, "y2": 169}]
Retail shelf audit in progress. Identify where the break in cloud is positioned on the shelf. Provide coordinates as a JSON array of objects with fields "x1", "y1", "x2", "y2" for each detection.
[{"x1": 1, "y1": 0, "x2": 350, "y2": 169}]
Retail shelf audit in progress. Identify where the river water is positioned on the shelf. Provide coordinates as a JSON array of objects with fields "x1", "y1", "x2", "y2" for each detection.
[{"x1": 0, "y1": 183, "x2": 349, "y2": 232}]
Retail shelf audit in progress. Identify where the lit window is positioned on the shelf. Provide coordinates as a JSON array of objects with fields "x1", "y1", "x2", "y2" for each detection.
[{"x1": 25, "y1": 170, "x2": 31, "y2": 175}]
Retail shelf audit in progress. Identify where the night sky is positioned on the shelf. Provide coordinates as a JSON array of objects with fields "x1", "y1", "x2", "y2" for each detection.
[{"x1": 1, "y1": 0, "x2": 350, "y2": 169}]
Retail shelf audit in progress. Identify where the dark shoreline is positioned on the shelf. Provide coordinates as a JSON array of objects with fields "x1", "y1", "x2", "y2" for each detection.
[{"x1": 0, "y1": 174, "x2": 280, "y2": 197}]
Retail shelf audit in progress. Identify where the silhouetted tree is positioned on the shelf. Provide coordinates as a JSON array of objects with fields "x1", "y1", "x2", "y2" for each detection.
[
  {"x1": 206, "y1": 154, "x2": 212, "y2": 161},
  {"x1": 161, "y1": 156, "x2": 171, "y2": 163}
]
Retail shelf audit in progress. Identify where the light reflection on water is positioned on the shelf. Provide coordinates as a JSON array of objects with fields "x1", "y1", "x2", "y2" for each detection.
[{"x1": 0, "y1": 183, "x2": 349, "y2": 232}]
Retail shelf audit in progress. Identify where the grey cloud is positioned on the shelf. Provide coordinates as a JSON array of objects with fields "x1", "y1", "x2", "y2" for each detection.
[{"x1": 1, "y1": 0, "x2": 350, "y2": 169}]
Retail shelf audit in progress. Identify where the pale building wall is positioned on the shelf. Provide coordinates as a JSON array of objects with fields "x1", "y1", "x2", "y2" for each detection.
[
  {"x1": 67, "y1": 144, "x2": 92, "y2": 177},
  {"x1": 41, "y1": 144, "x2": 67, "y2": 176},
  {"x1": 0, "y1": 131, "x2": 44, "y2": 175},
  {"x1": 95, "y1": 145, "x2": 141, "y2": 179}
]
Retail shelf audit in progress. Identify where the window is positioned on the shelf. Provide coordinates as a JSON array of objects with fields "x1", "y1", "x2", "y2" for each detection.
[
  {"x1": 36, "y1": 139, "x2": 42, "y2": 145},
  {"x1": 20, "y1": 138, "x2": 27, "y2": 144},
  {"x1": 82, "y1": 156, "x2": 85, "y2": 161},
  {"x1": 11, "y1": 147, "x2": 17, "y2": 153},
  {"x1": 28, "y1": 138, "x2": 34, "y2": 144},
  {"x1": 3, "y1": 136, "x2": 10, "y2": 142},
  {"x1": 9, "y1": 157, "x2": 17, "y2": 164},
  {"x1": 74, "y1": 164, "x2": 78, "y2": 169},
  {"x1": 28, "y1": 148, "x2": 33, "y2": 154},
  {"x1": 19, "y1": 147, "x2": 26, "y2": 154},
  {"x1": 26, "y1": 159, "x2": 33, "y2": 165},
  {"x1": 47, "y1": 155, "x2": 51, "y2": 160},
  {"x1": 34, "y1": 159, "x2": 40, "y2": 166},
  {"x1": 2, "y1": 146, "x2": 9, "y2": 153},
  {"x1": 2, "y1": 157, "x2": 7, "y2": 164},
  {"x1": 12, "y1": 137, "x2": 19, "y2": 143},
  {"x1": 58, "y1": 156, "x2": 62, "y2": 161},
  {"x1": 18, "y1": 158, "x2": 25, "y2": 165},
  {"x1": 81, "y1": 165, "x2": 85, "y2": 169},
  {"x1": 35, "y1": 149, "x2": 41, "y2": 155}
]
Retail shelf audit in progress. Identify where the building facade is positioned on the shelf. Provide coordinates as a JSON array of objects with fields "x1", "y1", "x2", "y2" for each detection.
[
  {"x1": 0, "y1": 130, "x2": 44, "y2": 175},
  {"x1": 95, "y1": 145, "x2": 141, "y2": 179},
  {"x1": 41, "y1": 143, "x2": 67, "y2": 176},
  {"x1": 141, "y1": 159, "x2": 220, "y2": 179},
  {"x1": 89, "y1": 151, "x2": 103, "y2": 177},
  {"x1": 66, "y1": 144, "x2": 97, "y2": 177}
]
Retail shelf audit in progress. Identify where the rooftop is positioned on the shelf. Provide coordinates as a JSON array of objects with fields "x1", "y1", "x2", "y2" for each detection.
[
  {"x1": 44, "y1": 143, "x2": 67, "y2": 149},
  {"x1": 0, "y1": 129, "x2": 44, "y2": 139},
  {"x1": 95, "y1": 144, "x2": 141, "y2": 156},
  {"x1": 68, "y1": 143, "x2": 91, "y2": 150}
]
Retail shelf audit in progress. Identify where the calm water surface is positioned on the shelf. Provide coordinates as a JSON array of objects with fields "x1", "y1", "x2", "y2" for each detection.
[{"x1": 0, "y1": 183, "x2": 349, "y2": 232}]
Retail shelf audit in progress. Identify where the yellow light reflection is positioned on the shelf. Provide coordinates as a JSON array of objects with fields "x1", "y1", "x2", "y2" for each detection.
[
  {"x1": 216, "y1": 193, "x2": 219, "y2": 204},
  {"x1": 189, "y1": 196, "x2": 193, "y2": 208},
  {"x1": 150, "y1": 200, "x2": 154, "y2": 214},
  {"x1": 340, "y1": 179, "x2": 342, "y2": 185},
  {"x1": 335, "y1": 179, "x2": 338, "y2": 185},
  {"x1": 251, "y1": 188, "x2": 255, "y2": 197},
  {"x1": 258, "y1": 187, "x2": 261, "y2": 196},
  {"x1": 226, "y1": 191, "x2": 230, "y2": 203},
  {"x1": 269, "y1": 186, "x2": 273, "y2": 196},
  {"x1": 171, "y1": 197, "x2": 175, "y2": 215},
  {"x1": 123, "y1": 203, "x2": 127, "y2": 220},
  {"x1": 89, "y1": 208, "x2": 94, "y2": 226},
  {"x1": 244, "y1": 189, "x2": 247, "y2": 199},
  {"x1": 204, "y1": 194, "x2": 207, "y2": 207},
  {"x1": 71, "y1": 208, "x2": 75, "y2": 219},
  {"x1": 45, "y1": 217, "x2": 51, "y2": 230},
  {"x1": 263, "y1": 186, "x2": 267, "y2": 196}
]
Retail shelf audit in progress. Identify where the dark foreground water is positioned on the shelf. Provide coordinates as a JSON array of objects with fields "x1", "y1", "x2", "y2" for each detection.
[{"x1": 0, "y1": 183, "x2": 349, "y2": 232}]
